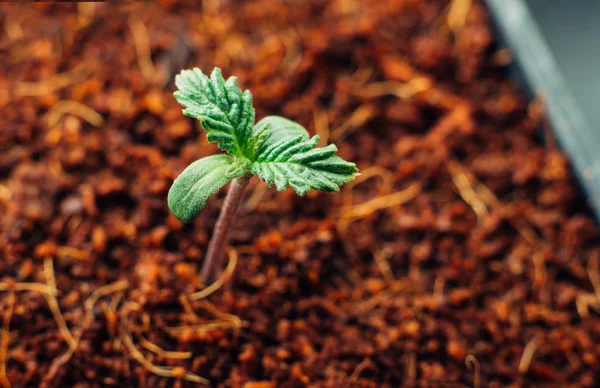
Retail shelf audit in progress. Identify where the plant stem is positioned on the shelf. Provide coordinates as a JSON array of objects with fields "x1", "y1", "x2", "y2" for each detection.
[{"x1": 200, "y1": 174, "x2": 251, "y2": 285}]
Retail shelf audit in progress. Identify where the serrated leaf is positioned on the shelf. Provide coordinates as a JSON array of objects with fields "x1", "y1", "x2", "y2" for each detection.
[
  {"x1": 251, "y1": 135, "x2": 358, "y2": 195},
  {"x1": 255, "y1": 115, "x2": 309, "y2": 142},
  {"x1": 249, "y1": 115, "x2": 310, "y2": 160},
  {"x1": 174, "y1": 67, "x2": 255, "y2": 158},
  {"x1": 168, "y1": 155, "x2": 234, "y2": 222}
]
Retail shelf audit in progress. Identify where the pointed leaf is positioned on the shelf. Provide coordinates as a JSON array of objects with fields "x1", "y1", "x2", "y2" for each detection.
[
  {"x1": 174, "y1": 67, "x2": 255, "y2": 157},
  {"x1": 251, "y1": 135, "x2": 358, "y2": 196},
  {"x1": 168, "y1": 155, "x2": 234, "y2": 222}
]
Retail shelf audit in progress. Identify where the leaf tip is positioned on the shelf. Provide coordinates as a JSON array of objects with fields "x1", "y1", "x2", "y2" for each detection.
[{"x1": 167, "y1": 187, "x2": 197, "y2": 223}]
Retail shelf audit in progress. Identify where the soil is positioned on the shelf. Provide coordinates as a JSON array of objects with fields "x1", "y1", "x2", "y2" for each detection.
[{"x1": 1, "y1": 0, "x2": 600, "y2": 387}]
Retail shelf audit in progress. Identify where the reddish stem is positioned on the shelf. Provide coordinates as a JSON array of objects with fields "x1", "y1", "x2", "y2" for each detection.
[{"x1": 200, "y1": 174, "x2": 250, "y2": 284}]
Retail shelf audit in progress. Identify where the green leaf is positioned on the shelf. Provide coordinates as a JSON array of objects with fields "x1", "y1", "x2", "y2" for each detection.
[
  {"x1": 168, "y1": 155, "x2": 235, "y2": 222},
  {"x1": 169, "y1": 68, "x2": 358, "y2": 222},
  {"x1": 174, "y1": 67, "x2": 255, "y2": 158},
  {"x1": 248, "y1": 115, "x2": 310, "y2": 160},
  {"x1": 225, "y1": 158, "x2": 252, "y2": 179},
  {"x1": 251, "y1": 135, "x2": 358, "y2": 195},
  {"x1": 254, "y1": 115, "x2": 309, "y2": 142}
]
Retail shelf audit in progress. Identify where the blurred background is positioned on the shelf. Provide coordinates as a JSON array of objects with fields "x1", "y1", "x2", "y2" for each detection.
[
  {"x1": 1, "y1": 1, "x2": 600, "y2": 387},
  {"x1": 527, "y1": 0, "x2": 600, "y2": 129},
  {"x1": 487, "y1": 0, "x2": 600, "y2": 215}
]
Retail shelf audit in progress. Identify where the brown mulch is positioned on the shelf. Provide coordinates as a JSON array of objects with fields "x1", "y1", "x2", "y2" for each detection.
[{"x1": 1, "y1": 0, "x2": 599, "y2": 387}]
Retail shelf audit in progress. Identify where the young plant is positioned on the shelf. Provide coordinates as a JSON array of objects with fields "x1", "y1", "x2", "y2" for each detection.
[{"x1": 168, "y1": 67, "x2": 359, "y2": 284}]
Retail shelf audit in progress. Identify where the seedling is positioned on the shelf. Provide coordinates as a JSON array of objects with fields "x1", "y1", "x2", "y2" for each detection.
[{"x1": 168, "y1": 67, "x2": 359, "y2": 284}]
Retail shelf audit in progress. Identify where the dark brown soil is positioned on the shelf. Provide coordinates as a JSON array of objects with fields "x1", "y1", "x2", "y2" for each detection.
[{"x1": 1, "y1": 1, "x2": 600, "y2": 387}]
